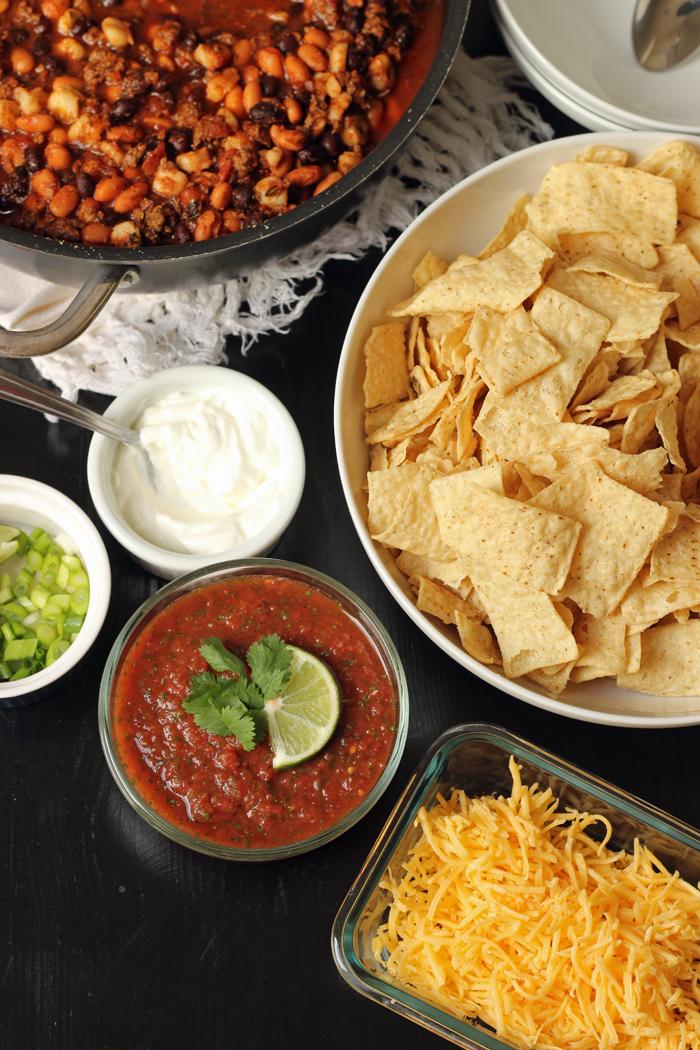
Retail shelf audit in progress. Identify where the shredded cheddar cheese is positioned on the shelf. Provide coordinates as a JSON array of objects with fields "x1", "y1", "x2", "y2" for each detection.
[{"x1": 373, "y1": 759, "x2": 700, "y2": 1050}]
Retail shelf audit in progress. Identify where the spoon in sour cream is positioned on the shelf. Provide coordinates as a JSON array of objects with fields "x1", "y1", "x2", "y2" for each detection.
[{"x1": 0, "y1": 366, "x2": 160, "y2": 491}]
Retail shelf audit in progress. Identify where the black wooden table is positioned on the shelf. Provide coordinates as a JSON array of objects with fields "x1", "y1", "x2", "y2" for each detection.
[{"x1": 2, "y1": 6, "x2": 698, "y2": 1049}]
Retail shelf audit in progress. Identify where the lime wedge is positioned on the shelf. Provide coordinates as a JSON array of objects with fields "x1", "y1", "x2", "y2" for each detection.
[
  {"x1": 264, "y1": 646, "x2": 341, "y2": 769},
  {"x1": 0, "y1": 526, "x2": 20, "y2": 544},
  {"x1": 0, "y1": 539, "x2": 19, "y2": 565}
]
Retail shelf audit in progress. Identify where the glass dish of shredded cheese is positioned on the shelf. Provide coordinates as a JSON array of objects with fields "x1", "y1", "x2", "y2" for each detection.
[{"x1": 332, "y1": 725, "x2": 700, "y2": 1050}]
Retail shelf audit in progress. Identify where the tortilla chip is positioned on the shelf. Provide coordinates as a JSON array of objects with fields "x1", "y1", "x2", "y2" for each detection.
[
  {"x1": 525, "y1": 161, "x2": 677, "y2": 245},
  {"x1": 573, "y1": 614, "x2": 627, "y2": 675},
  {"x1": 475, "y1": 289, "x2": 610, "y2": 460},
  {"x1": 558, "y1": 231, "x2": 659, "y2": 270},
  {"x1": 395, "y1": 549, "x2": 470, "y2": 598},
  {"x1": 413, "y1": 251, "x2": 448, "y2": 292},
  {"x1": 366, "y1": 462, "x2": 421, "y2": 535},
  {"x1": 528, "y1": 460, "x2": 669, "y2": 618},
  {"x1": 568, "y1": 251, "x2": 662, "y2": 289},
  {"x1": 618, "y1": 620, "x2": 700, "y2": 695},
  {"x1": 574, "y1": 146, "x2": 629, "y2": 166},
  {"x1": 372, "y1": 465, "x2": 456, "y2": 560},
  {"x1": 619, "y1": 566, "x2": 700, "y2": 626},
  {"x1": 572, "y1": 371, "x2": 659, "y2": 420},
  {"x1": 655, "y1": 399, "x2": 685, "y2": 470},
  {"x1": 363, "y1": 323, "x2": 410, "y2": 409},
  {"x1": 527, "y1": 659, "x2": 577, "y2": 695},
  {"x1": 388, "y1": 231, "x2": 554, "y2": 317},
  {"x1": 477, "y1": 194, "x2": 531, "y2": 260},
  {"x1": 636, "y1": 140, "x2": 700, "y2": 219},
  {"x1": 683, "y1": 380, "x2": 700, "y2": 468},
  {"x1": 468, "y1": 304, "x2": 561, "y2": 396},
  {"x1": 454, "y1": 610, "x2": 501, "y2": 665},
  {"x1": 431, "y1": 480, "x2": 581, "y2": 594},
  {"x1": 366, "y1": 380, "x2": 450, "y2": 446},
  {"x1": 545, "y1": 267, "x2": 677, "y2": 343},
  {"x1": 463, "y1": 555, "x2": 578, "y2": 678},
  {"x1": 411, "y1": 574, "x2": 480, "y2": 625},
  {"x1": 649, "y1": 511, "x2": 700, "y2": 583}
]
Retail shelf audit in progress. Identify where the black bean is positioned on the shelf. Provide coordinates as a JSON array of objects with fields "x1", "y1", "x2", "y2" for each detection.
[
  {"x1": 291, "y1": 85, "x2": 311, "y2": 108},
  {"x1": 343, "y1": 7, "x2": 363, "y2": 34},
  {"x1": 181, "y1": 29, "x2": 199, "y2": 50},
  {"x1": 393, "y1": 19, "x2": 413, "y2": 52},
  {"x1": 248, "y1": 100, "x2": 285, "y2": 124},
  {"x1": 59, "y1": 168, "x2": 77, "y2": 187},
  {"x1": 42, "y1": 55, "x2": 65, "y2": 77},
  {"x1": 186, "y1": 82, "x2": 206, "y2": 102},
  {"x1": 69, "y1": 13, "x2": 87, "y2": 36},
  {"x1": 76, "y1": 171, "x2": 95, "y2": 198},
  {"x1": 173, "y1": 220, "x2": 191, "y2": 243},
  {"x1": 230, "y1": 183, "x2": 253, "y2": 207},
  {"x1": 154, "y1": 89, "x2": 175, "y2": 110},
  {"x1": 165, "y1": 127, "x2": 192, "y2": 161},
  {"x1": 287, "y1": 183, "x2": 304, "y2": 205},
  {"x1": 259, "y1": 73, "x2": 279, "y2": 98},
  {"x1": 7, "y1": 27, "x2": 28, "y2": 45},
  {"x1": 346, "y1": 44, "x2": 367, "y2": 71},
  {"x1": 318, "y1": 128, "x2": 341, "y2": 157},
  {"x1": 23, "y1": 145, "x2": 42, "y2": 174},
  {"x1": 33, "y1": 35, "x2": 51, "y2": 57},
  {"x1": 360, "y1": 32, "x2": 381, "y2": 56},
  {"x1": 276, "y1": 31, "x2": 298, "y2": 54},
  {"x1": 297, "y1": 142, "x2": 326, "y2": 166},
  {"x1": 35, "y1": 16, "x2": 51, "y2": 33},
  {"x1": 108, "y1": 96, "x2": 137, "y2": 126},
  {"x1": 0, "y1": 194, "x2": 14, "y2": 216},
  {"x1": 7, "y1": 166, "x2": 29, "y2": 203}
]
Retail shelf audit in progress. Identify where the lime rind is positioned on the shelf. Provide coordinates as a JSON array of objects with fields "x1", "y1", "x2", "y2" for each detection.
[{"x1": 265, "y1": 646, "x2": 340, "y2": 769}]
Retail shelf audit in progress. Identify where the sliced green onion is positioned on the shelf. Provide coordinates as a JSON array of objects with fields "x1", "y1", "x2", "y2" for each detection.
[
  {"x1": 9, "y1": 666, "x2": 31, "y2": 681},
  {"x1": 25, "y1": 548, "x2": 43, "y2": 573},
  {"x1": 4, "y1": 637, "x2": 38, "y2": 661},
  {"x1": 0, "y1": 661, "x2": 11, "y2": 681},
  {"x1": 31, "y1": 530, "x2": 52, "y2": 553},
  {"x1": 29, "y1": 584, "x2": 50, "y2": 610},
  {"x1": 61, "y1": 554, "x2": 82, "y2": 570},
  {"x1": 56, "y1": 562, "x2": 69, "y2": 590},
  {"x1": 0, "y1": 586, "x2": 11, "y2": 606},
  {"x1": 34, "y1": 621, "x2": 58, "y2": 648},
  {"x1": 1, "y1": 622, "x2": 14, "y2": 645},
  {"x1": 44, "y1": 593, "x2": 70, "y2": 612},
  {"x1": 68, "y1": 569, "x2": 89, "y2": 591},
  {"x1": 16, "y1": 530, "x2": 29, "y2": 556},
  {"x1": 69, "y1": 588, "x2": 89, "y2": 616},
  {"x1": 1, "y1": 601, "x2": 28, "y2": 622},
  {"x1": 46, "y1": 638, "x2": 70, "y2": 666},
  {"x1": 43, "y1": 610, "x2": 64, "y2": 636},
  {"x1": 64, "y1": 612, "x2": 84, "y2": 633}
]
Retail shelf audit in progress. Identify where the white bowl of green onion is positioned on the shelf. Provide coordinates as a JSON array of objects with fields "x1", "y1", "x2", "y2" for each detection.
[{"x1": 0, "y1": 475, "x2": 111, "y2": 706}]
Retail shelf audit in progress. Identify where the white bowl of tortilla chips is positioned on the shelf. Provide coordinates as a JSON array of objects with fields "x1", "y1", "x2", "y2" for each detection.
[{"x1": 335, "y1": 132, "x2": 700, "y2": 728}]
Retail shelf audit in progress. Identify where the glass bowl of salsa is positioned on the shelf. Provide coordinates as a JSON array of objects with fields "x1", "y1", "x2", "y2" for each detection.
[{"x1": 98, "y1": 558, "x2": 408, "y2": 860}]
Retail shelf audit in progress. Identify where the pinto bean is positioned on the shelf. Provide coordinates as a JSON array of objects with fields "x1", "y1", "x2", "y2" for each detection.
[
  {"x1": 48, "y1": 183, "x2": 79, "y2": 216},
  {"x1": 313, "y1": 170, "x2": 342, "y2": 195},
  {"x1": 94, "y1": 174, "x2": 128, "y2": 202},
  {"x1": 113, "y1": 180, "x2": 148, "y2": 212}
]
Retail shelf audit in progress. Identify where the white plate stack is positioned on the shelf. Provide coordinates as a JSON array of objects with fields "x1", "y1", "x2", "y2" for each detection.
[{"x1": 491, "y1": 0, "x2": 700, "y2": 133}]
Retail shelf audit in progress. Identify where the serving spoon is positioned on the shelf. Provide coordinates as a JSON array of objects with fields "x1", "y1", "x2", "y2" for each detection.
[
  {"x1": 633, "y1": 0, "x2": 700, "y2": 70},
  {"x1": 0, "y1": 366, "x2": 159, "y2": 489}
]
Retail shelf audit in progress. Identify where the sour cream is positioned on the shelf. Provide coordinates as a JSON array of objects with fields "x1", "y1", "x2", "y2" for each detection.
[{"x1": 111, "y1": 389, "x2": 283, "y2": 556}]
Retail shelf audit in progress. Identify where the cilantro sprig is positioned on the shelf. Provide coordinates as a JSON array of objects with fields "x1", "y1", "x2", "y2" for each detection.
[{"x1": 181, "y1": 634, "x2": 293, "y2": 750}]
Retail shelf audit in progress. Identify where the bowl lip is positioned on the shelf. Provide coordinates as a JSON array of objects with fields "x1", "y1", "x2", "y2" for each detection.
[
  {"x1": 331, "y1": 722, "x2": 700, "y2": 1047},
  {"x1": 334, "y1": 129, "x2": 700, "y2": 730},
  {"x1": 86, "y1": 364, "x2": 306, "y2": 576},
  {"x1": 0, "y1": 0, "x2": 469, "y2": 271},
  {"x1": 98, "y1": 556, "x2": 409, "y2": 861},
  {"x1": 0, "y1": 473, "x2": 111, "y2": 698}
]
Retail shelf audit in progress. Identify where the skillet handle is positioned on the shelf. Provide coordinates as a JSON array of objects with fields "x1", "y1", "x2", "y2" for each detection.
[{"x1": 0, "y1": 263, "x2": 140, "y2": 358}]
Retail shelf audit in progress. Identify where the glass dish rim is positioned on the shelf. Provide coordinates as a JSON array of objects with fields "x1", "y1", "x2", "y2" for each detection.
[
  {"x1": 331, "y1": 722, "x2": 700, "y2": 1049},
  {"x1": 98, "y1": 557, "x2": 409, "y2": 861}
]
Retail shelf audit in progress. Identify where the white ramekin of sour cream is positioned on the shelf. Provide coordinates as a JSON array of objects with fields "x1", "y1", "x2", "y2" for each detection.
[{"x1": 87, "y1": 366, "x2": 305, "y2": 579}]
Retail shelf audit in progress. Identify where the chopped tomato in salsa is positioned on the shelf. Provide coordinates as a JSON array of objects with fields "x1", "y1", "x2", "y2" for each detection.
[{"x1": 112, "y1": 574, "x2": 397, "y2": 849}]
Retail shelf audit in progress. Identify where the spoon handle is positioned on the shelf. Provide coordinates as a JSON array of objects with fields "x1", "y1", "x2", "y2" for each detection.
[{"x1": 0, "y1": 367, "x2": 140, "y2": 446}]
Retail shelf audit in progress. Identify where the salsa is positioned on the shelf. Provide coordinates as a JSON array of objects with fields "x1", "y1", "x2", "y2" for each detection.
[{"x1": 112, "y1": 574, "x2": 397, "y2": 849}]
